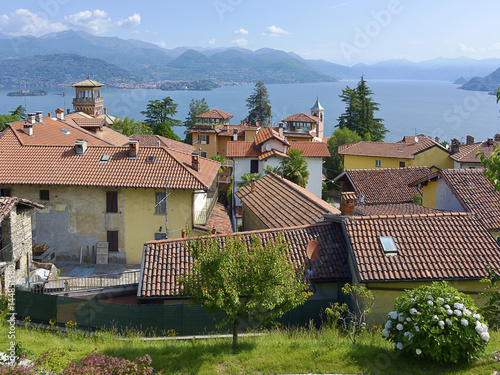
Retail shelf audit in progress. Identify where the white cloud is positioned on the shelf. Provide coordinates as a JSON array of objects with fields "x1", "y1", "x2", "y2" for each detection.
[
  {"x1": 0, "y1": 9, "x2": 67, "y2": 36},
  {"x1": 234, "y1": 28, "x2": 248, "y2": 36},
  {"x1": 262, "y1": 25, "x2": 288, "y2": 37},
  {"x1": 232, "y1": 38, "x2": 248, "y2": 46},
  {"x1": 457, "y1": 42, "x2": 500, "y2": 54},
  {"x1": 208, "y1": 38, "x2": 216, "y2": 45},
  {"x1": 64, "y1": 9, "x2": 112, "y2": 34},
  {"x1": 117, "y1": 13, "x2": 141, "y2": 28}
]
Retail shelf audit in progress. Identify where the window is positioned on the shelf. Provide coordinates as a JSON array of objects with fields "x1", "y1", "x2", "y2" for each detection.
[
  {"x1": 380, "y1": 236, "x2": 397, "y2": 254},
  {"x1": 155, "y1": 192, "x2": 166, "y2": 214},
  {"x1": 15, "y1": 259, "x2": 21, "y2": 270},
  {"x1": 107, "y1": 231, "x2": 118, "y2": 252},
  {"x1": 40, "y1": 190, "x2": 50, "y2": 200},
  {"x1": 0, "y1": 189, "x2": 11, "y2": 197},
  {"x1": 106, "y1": 191, "x2": 118, "y2": 213},
  {"x1": 200, "y1": 151, "x2": 207, "y2": 158},
  {"x1": 100, "y1": 155, "x2": 110, "y2": 163},
  {"x1": 250, "y1": 159, "x2": 259, "y2": 174},
  {"x1": 200, "y1": 135, "x2": 209, "y2": 144},
  {"x1": 399, "y1": 161, "x2": 406, "y2": 168},
  {"x1": 155, "y1": 233, "x2": 167, "y2": 241},
  {"x1": 375, "y1": 160, "x2": 382, "y2": 167},
  {"x1": 145, "y1": 156, "x2": 156, "y2": 164}
]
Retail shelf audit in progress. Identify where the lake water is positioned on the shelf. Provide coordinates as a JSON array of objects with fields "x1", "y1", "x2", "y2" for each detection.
[{"x1": 1, "y1": 80, "x2": 498, "y2": 143}]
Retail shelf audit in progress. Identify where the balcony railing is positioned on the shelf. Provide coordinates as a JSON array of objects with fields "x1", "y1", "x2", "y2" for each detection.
[
  {"x1": 72, "y1": 97, "x2": 104, "y2": 104},
  {"x1": 193, "y1": 193, "x2": 217, "y2": 225}
]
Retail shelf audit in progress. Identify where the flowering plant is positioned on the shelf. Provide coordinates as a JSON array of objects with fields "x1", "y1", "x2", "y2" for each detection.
[{"x1": 383, "y1": 281, "x2": 489, "y2": 363}]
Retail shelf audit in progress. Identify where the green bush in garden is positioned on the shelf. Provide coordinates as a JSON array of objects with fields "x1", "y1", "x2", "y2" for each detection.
[{"x1": 383, "y1": 282, "x2": 489, "y2": 363}]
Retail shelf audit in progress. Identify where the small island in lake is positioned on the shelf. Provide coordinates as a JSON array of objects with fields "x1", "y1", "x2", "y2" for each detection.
[
  {"x1": 7, "y1": 89, "x2": 48, "y2": 96},
  {"x1": 160, "y1": 80, "x2": 220, "y2": 91}
]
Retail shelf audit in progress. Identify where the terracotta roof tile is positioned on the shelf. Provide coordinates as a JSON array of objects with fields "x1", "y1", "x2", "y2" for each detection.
[
  {"x1": 254, "y1": 127, "x2": 290, "y2": 146},
  {"x1": 338, "y1": 135, "x2": 448, "y2": 159},
  {"x1": 193, "y1": 203, "x2": 233, "y2": 234},
  {"x1": 95, "y1": 127, "x2": 131, "y2": 146},
  {"x1": 355, "y1": 203, "x2": 441, "y2": 216},
  {"x1": 227, "y1": 141, "x2": 330, "y2": 159},
  {"x1": 0, "y1": 196, "x2": 43, "y2": 221},
  {"x1": 291, "y1": 142, "x2": 330, "y2": 157},
  {"x1": 226, "y1": 141, "x2": 260, "y2": 158},
  {"x1": 236, "y1": 172, "x2": 340, "y2": 228},
  {"x1": 0, "y1": 133, "x2": 219, "y2": 190},
  {"x1": 344, "y1": 212, "x2": 500, "y2": 282},
  {"x1": 70, "y1": 117, "x2": 105, "y2": 128},
  {"x1": 130, "y1": 134, "x2": 196, "y2": 154},
  {"x1": 258, "y1": 149, "x2": 288, "y2": 161},
  {"x1": 138, "y1": 222, "x2": 349, "y2": 298},
  {"x1": 440, "y1": 169, "x2": 500, "y2": 231},
  {"x1": 196, "y1": 109, "x2": 234, "y2": 119},
  {"x1": 335, "y1": 167, "x2": 431, "y2": 205},
  {"x1": 450, "y1": 141, "x2": 499, "y2": 163},
  {"x1": 282, "y1": 113, "x2": 320, "y2": 123}
]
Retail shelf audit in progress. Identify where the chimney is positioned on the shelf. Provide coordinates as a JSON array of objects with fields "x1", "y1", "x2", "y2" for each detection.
[
  {"x1": 23, "y1": 123, "x2": 33, "y2": 136},
  {"x1": 181, "y1": 229, "x2": 186, "y2": 238},
  {"x1": 66, "y1": 109, "x2": 70, "y2": 114},
  {"x1": 488, "y1": 138, "x2": 494, "y2": 146},
  {"x1": 251, "y1": 178, "x2": 256, "y2": 192},
  {"x1": 278, "y1": 122, "x2": 284, "y2": 138},
  {"x1": 104, "y1": 108, "x2": 107, "y2": 115},
  {"x1": 450, "y1": 138, "x2": 460, "y2": 154},
  {"x1": 74, "y1": 139, "x2": 88, "y2": 155},
  {"x1": 191, "y1": 152, "x2": 200, "y2": 172},
  {"x1": 495, "y1": 134, "x2": 500, "y2": 142},
  {"x1": 233, "y1": 128, "x2": 238, "y2": 141},
  {"x1": 256, "y1": 121, "x2": 259, "y2": 127},
  {"x1": 434, "y1": 136, "x2": 440, "y2": 143},
  {"x1": 156, "y1": 140, "x2": 161, "y2": 147},
  {"x1": 35, "y1": 111, "x2": 43, "y2": 123},
  {"x1": 47, "y1": 112, "x2": 52, "y2": 118},
  {"x1": 55, "y1": 108, "x2": 64, "y2": 121},
  {"x1": 27, "y1": 113, "x2": 35, "y2": 124},
  {"x1": 128, "y1": 139, "x2": 139, "y2": 158},
  {"x1": 340, "y1": 192, "x2": 356, "y2": 215},
  {"x1": 224, "y1": 123, "x2": 229, "y2": 131},
  {"x1": 211, "y1": 228, "x2": 217, "y2": 235},
  {"x1": 466, "y1": 135, "x2": 474, "y2": 145}
]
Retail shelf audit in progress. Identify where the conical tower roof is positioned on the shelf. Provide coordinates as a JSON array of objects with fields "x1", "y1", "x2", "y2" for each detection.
[{"x1": 310, "y1": 97, "x2": 324, "y2": 111}]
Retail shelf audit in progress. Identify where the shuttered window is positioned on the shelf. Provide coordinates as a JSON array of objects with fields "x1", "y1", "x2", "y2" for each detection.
[
  {"x1": 107, "y1": 231, "x2": 118, "y2": 252},
  {"x1": 250, "y1": 159, "x2": 259, "y2": 174},
  {"x1": 106, "y1": 191, "x2": 118, "y2": 213}
]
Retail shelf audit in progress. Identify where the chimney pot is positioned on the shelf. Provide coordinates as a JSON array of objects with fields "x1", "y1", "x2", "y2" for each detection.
[
  {"x1": 104, "y1": 108, "x2": 107, "y2": 115},
  {"x1": 435, "y1": 136, "x2": 440, "y2": 143},
  {"x1": 66, "y1": 109, "x2": 70, "y2": 114},
  {"x1": 55, "y1": 108, "x2": 64, "y2": 121},
  {"x1": 233, "y1": 128, "x2": 238, "y2": 141},
  {"x1": 340, "y1": 192, "x2": 356, "y2": 215},
  {"x1": 27, "y1": 113, "x2": 35, "y2": 125},
  {"x1": 211, "y1": 228, "x2": 217, "y2": 234},
  {"x1": 48, "y1": 112, "x2": 52, "y2": 118},
  {"x1": 23, "y1": 123, "x2": 33, "y2": 136},
  {"x1": 278, "y1": 122, "x2": 284, "y2": 138},
  {"x1": 450, "y1": 138, "x2": 460, "y2": 154},
  {"x1": 35, "y1": 111, "x2": 43, "y2": 122},
  {"x1": 488, "y1": 138, "x2": 494, "y2": 146},
  {"x1": 128, "y1": 140, "x2": 139, "y2": 158},
  {"x1": 251, "y1": 178, "x2": 256, "y2": 192},
  {"x1": 466, "y1": 135, "x2": 474, "y2": 145},
  {"x1": 495, "y1": 134, "x2": 500, "y2": 142},
  {"x1": 181, "y1": 229, "x2": 186, "y2": 238},
  {"x1": 74, "y1": 139, "x2": 88, "y2": 155},
  {"x1": 191, "y1": 152, "x2": 200, "y2": 172}
]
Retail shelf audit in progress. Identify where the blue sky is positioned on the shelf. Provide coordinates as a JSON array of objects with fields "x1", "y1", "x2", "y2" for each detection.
[{"x1": 1, "y1": 0, "x2": 500, "y2": 65}]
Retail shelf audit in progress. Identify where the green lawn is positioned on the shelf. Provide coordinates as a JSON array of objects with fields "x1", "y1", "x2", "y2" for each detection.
[{"x1": 1, "y1": 322, "x2": 499, "y2": 374}]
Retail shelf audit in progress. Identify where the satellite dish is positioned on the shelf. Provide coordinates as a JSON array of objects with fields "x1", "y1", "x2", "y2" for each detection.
[
  {"x1": 414, "y1": 136, "x2": 419, "y2": 143},
  {"x1": 306, "y1": 240, "x2": 321, "y2": 261},
  {"x1": 265, "y1": 143, "x2": 272, "y2": 151}
]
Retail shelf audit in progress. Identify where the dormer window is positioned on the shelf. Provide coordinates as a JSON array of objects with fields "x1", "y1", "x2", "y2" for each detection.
[{"x1": 380, "y1": 236, "x2": 397, "y2": 255}]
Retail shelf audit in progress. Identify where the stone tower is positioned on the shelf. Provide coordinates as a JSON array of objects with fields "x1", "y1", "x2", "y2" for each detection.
[
  {"x1": 310, "y1": 97, "x2": 324, "y2": 139},
  {"x1": 72, "y1": 77, "x2": 105, "y2": 116}
]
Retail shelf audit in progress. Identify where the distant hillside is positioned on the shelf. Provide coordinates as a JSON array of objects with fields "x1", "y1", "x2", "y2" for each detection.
[
  {"x1": 0, "y1": 54, "x2": 138, "y2": 87},
  {"x1": 459, "y1": 67, "x2": 500, "y2": 92}
]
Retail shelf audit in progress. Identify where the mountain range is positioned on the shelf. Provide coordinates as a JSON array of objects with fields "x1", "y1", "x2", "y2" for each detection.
[{"x1": 0, "y1": 30, "x2": 499, "y2": 88}]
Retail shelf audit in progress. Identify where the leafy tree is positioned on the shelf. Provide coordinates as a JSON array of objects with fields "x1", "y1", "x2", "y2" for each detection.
[
  {"x1": 237, "y1": 173, "x2": 261, "y2": 188},
  {"x1": 184, "y1": 98, "x2": 210, "y2": 143},
  {"x1": 324, "y1": 128, "x2": 362, "y2": 183},
  {"x1": 280, "y1": 148, "x2": 309, "y2": 188},
  {"x1": 110, "y1": 116, "x2": 152, "y2": 136},
  {"x1": 479, "y1": 265, "x2": 500, "y2": 330},
  {"x1": 9, "y1": 105, "x2": 25, "y2": 120},
  {"x1": 246, "y1": 81, "x2": 272, "y2": 126},
  {"x1": 140, "y1": 97, "x2": 182, "y2": 139},
  {"x1": 478, "y1": 146, "x2": 500, "y2": 192},
  {"x1": 336, "y1": 76, "x2": 387, "y2": 141},
  {"x1": 210, "y1": 154, "x2": 226, "y2": 172},
  {"x1": 263, "y1": 165, "x2": 282, "y2": 175},
  {"x1": 179, "y1": 233, "x2": 311, "y2": 348},
  {"x1": 0, "y1": 113, "x2": 21, "y2": 132}
]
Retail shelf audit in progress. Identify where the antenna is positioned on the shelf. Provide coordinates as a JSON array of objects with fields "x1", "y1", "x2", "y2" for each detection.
[
  {"x1": 21, "y1": 90, "x2": 29, "y2": 121},
  {"x1": 54, "y1": 88, "x2": 67, "y2": 113}
]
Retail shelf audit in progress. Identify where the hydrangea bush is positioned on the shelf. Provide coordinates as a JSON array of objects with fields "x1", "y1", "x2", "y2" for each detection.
[{"x1": 383, "y1": 282, "x2": 489, "y2": 363}]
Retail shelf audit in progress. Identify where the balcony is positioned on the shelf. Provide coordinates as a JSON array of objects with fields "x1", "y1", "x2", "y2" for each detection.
[
  {"x1": 73, "y1": 97, "x2": 104, "y2": 104},
  {"x1": 193, "y1": 191, "x2": 217, "y2": 225}
]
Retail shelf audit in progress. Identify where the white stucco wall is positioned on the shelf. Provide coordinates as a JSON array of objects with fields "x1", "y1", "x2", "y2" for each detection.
[
  {"x1": 305, "y1": 158, "x2": 323, "y2": 197},
  {"x1": 435, "y1": 179, "x2": 465, "y2": 212},
  {"x1": 454, "y1": 160, "x2": 483, "y2": 169},
  {"x1": 193, "y1": 190, "x2": 207, "y2": 212}
]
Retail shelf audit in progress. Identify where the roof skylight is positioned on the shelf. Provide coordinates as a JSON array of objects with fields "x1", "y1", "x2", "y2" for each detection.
[
  {"x1": 61, "y1": 129, "x2": 71, "y2": 135},
  {"x1": 100, "y1": 155, "x2": 110, "y2": 162},
  {"x1": 379, "y1": 236, "x2": 398, "y2": 254}
]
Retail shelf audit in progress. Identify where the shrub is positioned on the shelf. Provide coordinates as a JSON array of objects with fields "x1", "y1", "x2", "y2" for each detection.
[
  {"x1": 35, "y1": 348, "x2": 74, "y2": 373},
  {"x1": 383, "y1": 281, "x2": 489, "y2": 363},
  {"x1": 479, "y1": 265, "x2": 500, "y2": 330},
  {"x1": 62, "y1": 352, "x2": 155, "y2": 374}
]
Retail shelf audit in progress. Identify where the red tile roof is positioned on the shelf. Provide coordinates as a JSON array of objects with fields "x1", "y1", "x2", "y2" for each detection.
[
  {"x1": 70, "y1": 117, "x2": 105, "y2": 128},
  {"x1": 440, "y1": 169, "x2": 500, "y2": 231},
  {"x1": 450, "y1": 141, "x2": 499, "y2": 163},
  {"x1": 343, "y1": 212, "x2": 500, "y2": 282},
  {"x1": 291, "y1": 142, "x2": 330, "y2": 157},
  {"x1": 282, "y1": 113, "x2": 320, "y2": 123},
  {"x1": 196, "y1": 109, "x2": 234, "y2": 119},
  {"x1": 138, "y1": 222, "x2": 349, "y2": 298},
  {"x1": 338, "y1": 135, "x2": 448, "y2": 159},
  {"x1": 226, "y1": 141, "x2": 260, "y2": 158},
  {"x1": 254, "y1": 127, "x2": 290, "y2": 146},
  {"x1": 0, "y1": 196, "x2": 44, "y2": 221},
  {"x1": 95, "y1": 127, "x2": 131, "y2": 146},
  {"x1": 354, "y1": 203, "x2": 440, "y2": 216},
  {"x1": 236, "y1": 172, "x2": 340, "y2": 228},
  {"x1": 226, "y1": 141, "x2": 330, "y2": 159},
  {"x1": 258, "y1": 149, "x2": 288, "y2": 161},
  {"x1": 193, "y1": 203, "x2": 233, "y2": 234},
  {"x1": 335, "y1": 167, "x2": 431, "y2": 205},
  {"x1": 0, "y1": 130, "x2": 219, "y2": 190},
  {"x1": 130, "y1": 134, "x2": 196, "y2": 154}
]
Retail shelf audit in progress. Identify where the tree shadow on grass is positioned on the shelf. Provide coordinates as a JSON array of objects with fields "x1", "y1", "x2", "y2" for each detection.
[
  {"x1": 346, "y1": 344, "x2": 482, "y2": 375},
  {"x1": 102, "y1": 339, "x2": 257, "y2": 374}
]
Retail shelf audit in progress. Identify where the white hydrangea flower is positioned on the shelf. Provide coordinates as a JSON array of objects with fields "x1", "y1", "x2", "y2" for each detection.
[
  {"x1": 432, "y1": 314, "x2": 439, "y2": 321},
  {"x1": 438, "y1": 320, "x2": 445, "y2": 327},
  {"x1": 416, "y1": 348, "x2": 422, "y2": 355},
  {"x1": 398, "y1": 313, "x2": 405, "y2": 322},
  {"x1": 444, "y1": 304, "x2": 450, "y2": 310},
  {"x1": 389, "y1": 311, "x2": 398, "y2": 320},
  {"x1": 396, "y1": 342, "x2": 403, "y2": 350},
  {"x1": 382, "y1": 328, "x2": 390, "y2": 337},
  {"x1": 454, "y1": 296, "x2": 460, "y2": 300},
  {"x1": 463, "y1": 309, "x2": 471, "y2": 317},
  {"x1": 427, "y1": 300, "x2": 434, "y2": 306},
  {"x1": 473, "y1": 313, "x2": 481, "y2": 320},
  {"x1": 480, "y1": 331, "x2": 490, "y2": 342},
  {"x1": 406, "y1": 317, "x2": 412, "y2": 322},
  {"x1": 446, "y1": 309, "x2": 453, "y2": 315},
  {"x1": 385, "y1": 320, "x2": 393, "y2": 329},
  {"x1": 396, "y1": 323, "x2": 404, "y2": 331},
  {"x1": 446, "y1": 318, "x2": 453, "y2": 326},
  {"x1": 427, "y1": 295, "x2": 433, "y2": 301},
  {"x1": 409, "y1": 308, "x2": 418, "y2": 315},
  {"x1": 454, "y1": 310, "x2": 462, "y2": 316},
  {"x1": 461, "y1": 319, "x2": 469, "y2": 327},
  {"x1": 437, "y1": 297, "x2": 444, "y2": 304},
  {"x1": 454, "y1": 302, "x2": 465, "y2": 310}
]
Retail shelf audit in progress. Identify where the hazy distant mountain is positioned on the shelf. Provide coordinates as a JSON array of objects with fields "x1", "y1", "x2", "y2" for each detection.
[
  {"x1": 459, "y1": 67, "x2": 500, "y2": 92},
  {"x1": 0, "y1": 53, "x2": 138, "y2": 86}
]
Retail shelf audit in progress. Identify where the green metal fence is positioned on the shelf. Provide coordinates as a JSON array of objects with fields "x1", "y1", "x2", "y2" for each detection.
[{"x1": 15, "y1": 290, "x2": 336, "y2": 335}]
